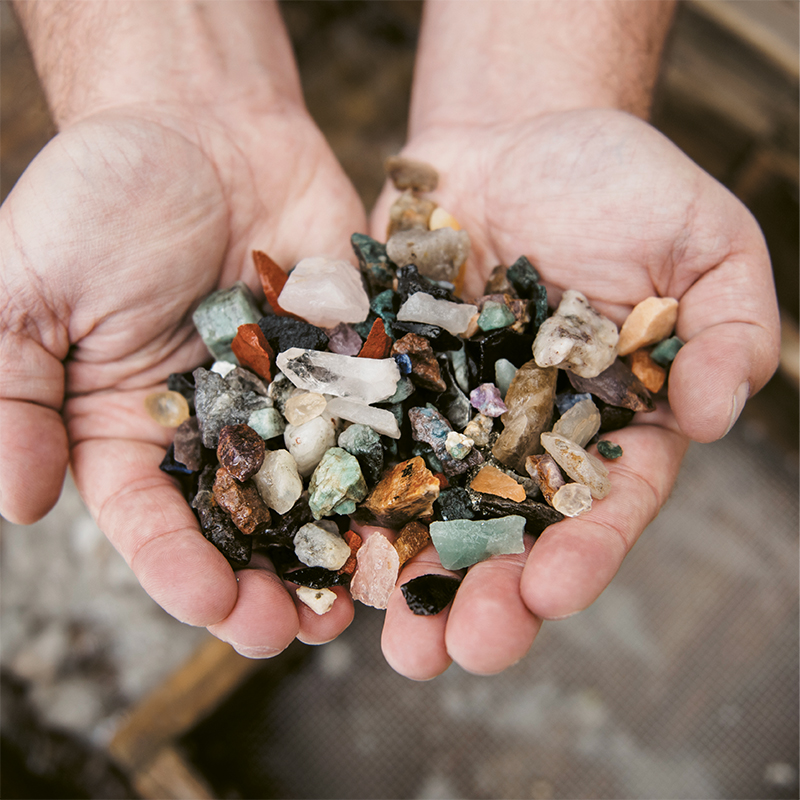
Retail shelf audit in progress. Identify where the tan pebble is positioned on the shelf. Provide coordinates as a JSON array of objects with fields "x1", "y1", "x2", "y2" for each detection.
[
  {"x1": 284, "y1": 392, "x2": 327, "y2": 426},
  {"x1": 628, "y1": 349, "x2": 667, "y2": 393},
  {"x1": 617, "y1": 297, "x2": 678, "y2": 356},
  {"x1": 144, "y1": 390, "x2": 190, "y2": 427},
  {"x1": 469, "y1": 464, "x2": 527, "y2": 502},
  {"x1": 394, "y1": 521, "x2": 431, "y2": 566},
  {"x1": 429, "y1": 207, "x2": 461, "y2": 231}
]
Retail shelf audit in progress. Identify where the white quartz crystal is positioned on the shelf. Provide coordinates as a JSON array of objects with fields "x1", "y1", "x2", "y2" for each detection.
[
  {"x1": 396, "y1": 293, "x2": 478, "y2": 336},
  {"x1": 210, "y1": 360, "x2": 237, "y2": 377},
  {"x1": 325, "y1": 397, "x2": 401, "y2": 439},
  {"x1": 533, "y1": 290, "x2": 618, "y2": 378},
  {"x1": 294, "y1": 520, "x2": 350, "y2": 570},
  {"x1": 296, "y1": 586, "x2": 337, "y2": 615},
  {"x1": 540, "y1": 431, "x2": 611, "y2": 499},
  {"x1": 276, "y1": 348, "x2": 400, "y2": 404},
  {"x1": 552, "y1": 483, "x2": 593, "y2": 517},
  {"x1": 552, "y1": 398, "x2": 601, "y2": 448},
  {"x1": 284, "y1": 411, "x2": 338, "y2": 477},
  {"x1": 278, "y1": 257, "x2": 370, "y2": 328},
  {"x1": 284, "y1": 392, "x2": 327, "y2": 427},
  {"x1": 252, "y1": 449, "x2": 303, "y2": 514}
]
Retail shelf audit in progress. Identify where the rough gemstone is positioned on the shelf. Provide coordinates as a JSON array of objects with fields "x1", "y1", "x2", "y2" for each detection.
[
  {"x1": 350, "y1": 533, "x2": 400, "y2": 609},
  {"x1": 212, "y1": 467, "x2": 271, "y2": 535},
  {"x1": 492, "y1": 360, "x2": 558, "y2": 473},
  {"x1": 159, "y1": 444, "x2": 194, "y2": 479},
  {"x1": 308, "y1": 447, "x2": 368, "y2": 519},
  {"x1": 478, "y1": 300, "x2": 516, "y2": 332},
  {"x1": 494, "y1": 359, "x2": 517, "y2": 399},
  {"x1": 394, "y1": 521, "x2": 431, "y2": 566},
  {"x1": 351, "y1": 233, "x2": 397, "y2": 296},
  {"x1": 386, "y1": 228, "x2": 470, "y2": 283},
  {"x1": 540, "y1": 432, "x2": 611, "y2": 499},
  {"x1": 391, "y1": 320, "x2": 461, "y2": 353},
  {"x1": 358, "y1": 318, "x2": 393, "y2": 360},
  {"x1": 468, "y1": 492, "x2": 563, "y2": 534},
  {"x1": 284, "y1": 566, "x2": 346, "y2": 589},
  {"x1": 429, "y1": 515, "x2": 526, "y2": 570},
  {"x1": 597, "y1": 440, "x2": 623, "y2": 459},
  {"x1": 401, "y1": 575, "x2": 461, "y2": 616},
  {"x1": 435, "y1": 355, "x2": 471, "y2": 431},
  {"x1": 252, "y1": 250, "x2": 295, "y2": 317},
  {"x1": 552, "y1": 398, "x2": 602, "y2": 448},
  {"x1": 211, "y1": 360, "x2": 237, "y2": 377},
  {"x1": 469, "y1": 383, "x2": 508, "y2": 417},
  {"x1": 325, "y1": 397, "x2": 401, "y2": 439},
  {"x1": 217, "y1": 424, "x2": 266, "y2": 481},
  {"x1": 337, "y1": 424, "x2": 384, "y2": 484},
  {"x1": 338, "y1": 529, "x2": 363, "y2": 577},
  {"x1": 429, "y1": 207, "x2": 461, "y2": 231},
  {"x1": 284, "y1": 392, "x2": 328, "y2": 427},
  {"x1": 390, "y1": 334, "x2": 446, "y2": 392},
  {"x1": 283, "y1": 412, "x2": 339, "y2": 478},
  {"x1": 396, "y1": 264, "x2": 457, "y2": 304},
  {"x1": 387, "y1": 189, "x2": 437, "y2": 236},
  {"x1": 409, "y1": 406, "x2": 484, "y2": 477},
  {"x1": 370, "y1": 289, "x2": 401, "y2": 324},
  {"x1": 252, "y1": 449, "x2": 303, "y2": 514},
  {"x1": 506, "y1": 256, "x2": 541, "y2": 299},
  {"x1": 173, "y1": 417, "x2": 203, "y2": 472},
  {"x1": 445, "y1": 431, "x2": 474, "y2": 460},
  {"x1": 277, "y1": 348, "x2": 400, "y2": 404},
  {"x1": 385, "y1": 155, "x2": 439, "y2": 193},
  {"x1": 434, "y1": 487, "x2": 476, "y2": 521},
  {"x1": 555, "y1": 391, "x2": 593, "y2": 415},
  {"x1": 247, "y1": 407, "x2": 286, "y2": 440},
  {"x1": 628, "y1": 349, "x2": 667, "y2": 393},
  {"x1": 256, "y1": 495, "x2": 313, "y2": 550},
  {"x1": 525, "y1": 454, "x2": 566, "y2": 504},
  {"x1": 231, "y1": 323, "x2": 275, "y2": 382},
  {"x1": 469, "y1": 464, "x2": 526, "y2": 502},
  {"x1": 193, "y1": 282, "x2": 261, "y2": 362},
  {"x1": 463, "y1": 414, "x2": 494, "y2": 447},
  {"x1": 325, "y1": 323, "x2": 363, "y2": 356},
  {"x1": 464, "y1": 329, "x2": 535, "y2": 386},
  {"x1": 296, "y1": 586, "x2": 337, "y2": 615},
  {"x1": 358, "y1": 457, "x2": 440, "y2": 528},
  {"x1": 617, "y1": 297, "x2": 679, "y2": 356},
  {"x1": 567, "y1": 359, "x2": 655, "y2": 412},
  {"x1": 278, "y1": 257, "x2": 370, "y2": 329},
  {"x1": 598, "y1": 401, "x2": 637, "y2": 432},
  {"x1": 294, "y1": 520, "x2": 350, "y2": 570},
  {"x1": 650, "y1": 336, "x2": 684, "y2": 367},
  {"x1": 533, "y1": 290, "x2": 619, "y2": 378},
  {"x1": 145, "y1": 391, "x2": 191, "y2": 427},
  {"x1": 529, "y1": 283, "x2": 549, "y2": 332},
  {"x1": 258, "y1": 315, "x2": 329, "y2": 354},
  {"x1": 552, "y1": 483, "x2": 593, "y2": 517},
  {"x1": 396, "y1": 293, "x2": 478, "y2": 336}
]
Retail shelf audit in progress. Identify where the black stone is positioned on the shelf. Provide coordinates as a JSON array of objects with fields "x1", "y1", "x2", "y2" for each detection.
[
  {"x1": 506, "y1": 256, "x2": 541, "y2": 299},
  {"x1": 253, "y1": 496, "x2": 314, "y2": 550},
  {"x1": 391, "y1": 320, "x2": 462, "y2": 352},
  {"x1": 435, "y1": 354, "x2": 472, "y2": 430},
  {"x1": 167, "y1": 371, "x2": 196, "y2": 414},
  {"x1": 160, "y1": 443, "x2": 194, "y2": 477},
  {"x1": 396, "y1": 264, "x2": 459, "y2": 304},
  {"x1": 401, "y1": 574, "x2": 461, "y2": 616},
  {"x1": 283, "y1": 566, "x2": 350, "y2": 589},
  {"x1": 352, "y1": 233, "x2": 397, "y2": 296},
  {"x1": 568, "y1": 360, "x2": 655, "y2": 413},
  {"x1": 464, "y1": 329, "x2": 535, "y2": 387},
  {"x1": 434, "y1": 487, "x2": 477, "y2": 521},
  {"x1": 468, "y1": 490, "x2": 563, "y2": 535},
  {"x1": 597, "y1": 401, "x2": 636, "y2": 432},
  {"x1": 257, "y1": 316, "x2": 329, "y2": 354}
]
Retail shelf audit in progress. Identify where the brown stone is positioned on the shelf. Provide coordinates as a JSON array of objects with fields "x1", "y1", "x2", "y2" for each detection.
[
  {"x1": 337, "y1": 529, "x2": 363, "y2": 577},
  {"x1": 217, "y1": 424, "x2": 266, "y2": 481},
  {"x1": 212, "y1": 467, "x2": 271, "y2": 535},
  {"x1": 386, "y1": 190, "x2": 436, "y2": 238},
  {"x1": 484, "y1": 264, "x2": 514, "y2": 295},
  {"x1": 231, "y1": 323, "x2": 275, "y2": 382},
  {"x1": 173, "y1": 416, "x2": 203, "y2": 472},
  {"x1": 358, "y1": 318, "x2": 393, "y2": 360},
  {"x1": 394, "y1": 521, "x2": 431, "y2": 566},
  {"x1": 252, "y1": 250, "x2": 297, "y2": 317},
  {"x1": 358, "y1": 457, "x2": 440, "y2": 529},
  {"x1": 469, "y1": 464, "x2": 526, "y2": 502},
  {"x1": 384, "y1": 156, "x2": 439, "y2": 193},
  {"x1": 617, "y1": 297, "x2": 679, "y2": 356},
  {"x1": 525, "y1": 454, "x2": 566, "y2": 505},
  {"x1": 391, "y1": 332, "x2": 446, "y2": 392},
  {"x1": 627, "y1": 349, "x2": 667, "y2": 393},
  {"x1": 567, "y1": 359, "x2": 655, "y2": 412}
]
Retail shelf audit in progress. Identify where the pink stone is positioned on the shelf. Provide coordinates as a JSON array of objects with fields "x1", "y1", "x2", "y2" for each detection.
[
  {"x1": 469, "y1": 383, "x2": 508, "y2": 417},
  {"x1": 349, "y1": 533, "x2": 400, "y2": 609}
]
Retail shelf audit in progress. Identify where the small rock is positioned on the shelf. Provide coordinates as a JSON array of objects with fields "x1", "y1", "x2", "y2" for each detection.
[
  {"x1": 350, "y1": 533, "x2": 400, "y2": 609},
  {"x1": 357, "y1": 318, "x2": 394, "y2": 359},
  {"x1": 429, "y1": 207, "x2": 461, "y2": 231},
  {"x1": 396, "y1": 264, "x2": 457, "y2": 305},
  {"x1": 217, "y1": 424, "x2": 266, "y2": 481},
  {"x1": 467, "y1": 492, "x2": 563, "y2": 534},
  {"x1": 401, "y1": 575, "x2": 461, "y2": 616},
  {"x1": 552, "y1": 398, "x2": 601, "y2": 448},
  {"x1": 525, "y1": 454, "x2": 565, "y2": 505},
  {"x1": 469, "y1": 464, "x2": 526, "y2": 502},
  {"x1": 296, "y1": 586, "x2": 337, "y2": 615},
  {"x1": 337, "y1": 529, "x2": 363, "y2": 577},
  {"x1": 429, "y1": 515, "x2": 526, "y2": 570},
  {"x1": 308, "y1": 447, "x2": 368, "y2": 519},
  {"x1": 552, "y1": 483, "x2": 593, "y2": 517},
  {"x1": 394, "y1": 521, "x2": 431, "y2": 566},
  {"x1": 252, "y1": 250, "x2": 295, "y2": 317},
  {"x1": 325, "y1": 397, "x2": 401, "y2": 439},
  {"x1": 284, "y1": 392, "x2": 328, "y2": 427},
  {"x1": 434, "y1": 487, "x2": 477, "y2": 521},
  {"x1": 252, "y1": 449, "x2": 303, "y2": 514},
  {"x1": 386, "y1": 228, "x2": 471, "y2": 284},
  {"x1": 358, "y1": 457, "x2": 440, "y2": 528},
  {"x1": 212, "y1": 467, "x2": 271, "y2": 535},
  {"x1": 324, "y1": 322, "x2": 363, "y2": 356},
  {"x1": 506, "y1": 256, "x2": 541, "y2": 299},
  {"x1": 597, "y1": 440, "x2": 623, "y2": 459},
  {"x1": 409, "y1": 406, "x2": 484, "y2": 477},
  {"x1": 387, "y1": 190, "x2": 437, "y2": 237},
  {"x1": 385, "y1": 155, "x2": 439, "y2": 193},
  {"x1": 192, "y1": 281, "x2": 262, "y2": 362},
  {"x1": 463, "y1": 413, "x2": 494, "y2": 447},
  {"x1": 258, "y1": 315, "x2": 329, "y2": 354},
  {"x1": 628, "y1": 348, "x2": 667, "y2": 393},
  {"x1": 391, "y1": 333, "x2": 446, "y2": 392},
  {"x1": 617, "y1": 297, "x2": 679, "y2": 355},
  {"x1": 540, "y1": 431, "x2": 611, "y2": 499},
  {"x1": 650, "y1": 335, "x2": 684, "y2": 367},
  {"x1": 396, "y1": 293, "x2": 478, "y2": 337},
  {"x1": 445, "y1": 431, "x2": 474, "y2": 460},
  {"x1": 294, "y1": 520, "x2": 351, "y2": 570},
  {"x1": 494, "y1": 359, "x2": 517, "y2": 398},
  {"x1": 173, "y1": 417, "x2": 203, "y2": 471},
  {"x1": 567, "y1": 359, "x2": 655, "y2": 412},
  {"x1": 247, "y1": 407, "x2": 286, "y2": 440},
  {"x1": 338, "y1": 424, "x2": 384, "y2": 485},
  {"x1": 478, "y1": 300, "x2": 516, "y2": 332},
  {"x1": 145, "y1": 391, "x2": 191, "y2": 427},
  {"x1": 283, "y1": 411, "x2": 339, "y2": 478},
  {"x1": 231, "y1": 323, "x2": 275, "y2": 382},
  {"x1": 211, "y1": 360, "x2": 237, "y2": 377},
  {"x1": 351, "y1": 233, "x2": 397, "y2": 296},
  {"x1": 469, "y1": 383, "x2": 508, "y2": 417}
]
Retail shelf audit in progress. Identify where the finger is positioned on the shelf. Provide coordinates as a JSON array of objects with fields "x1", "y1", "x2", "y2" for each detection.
[
  {"x1": 381, "y1": 544, "x2": 457, "y2": 681},
  {"x1": 289, "y1": 584, "x2": 354, "y2": 645},
  {"x1": 445, "y1": 537, "x2": 541, "y2": 675},
  {"x1": 521, "y1": 414, "x2": 688, "y2": 620}
]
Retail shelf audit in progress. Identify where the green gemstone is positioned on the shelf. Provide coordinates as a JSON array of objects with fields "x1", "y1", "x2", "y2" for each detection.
[
  {"x1": 597, "y1": 440, "x2": 623, "y2": 459},
  {"x1": 386, "y1": 376, "x2": 416, "y2": 404},
  {"x1": 494, "y1": 358, "x2": 518, "y2": 399},
  {"x1": 370, "y1": 289, "x2": 400, "y2": 323},
  {"x1": 192, "y1": 282, "x2": 261, "y2": 361},
  {"x1": 507, "y1": 256, "x2": 541, "y2": 299},
  {"x1": 411, "y1": 442, "x2": 444, "y2": 475},
  {"x1": 530, "y1": 283, "x2": 549, "y2": 331},
  {"x1": 247, "y1": 407, "x2": 286, "y2": 440},
  {"x1": 478, "y1": 301, "x2": 516, "y2": 332},
  {"x1": 351, "y1": 233, "x2": 396, "y2": 294},
  {"x1": 308, "y1": 447, "x2": 367, "y2": 520},
  {"x1": 650, "y1": 336, "x2": 684, "y2": 367},
  {"x1": 430, "y1": 515, "x2": 526, "y2": 570}
]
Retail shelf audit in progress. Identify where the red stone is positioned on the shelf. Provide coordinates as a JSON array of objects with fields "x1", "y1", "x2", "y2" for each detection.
[
  {"x1": 212, "y1": 467, "x2": 271, "y2": 535},
  {"x1": 231, "y1": 323, "x2": 275, "y2": 382},
  {"x1": 217, "y1": 424, "x2": 265, "y2": 482},
  {"x1": 358, "y1": 318, "x2": 393, "y2": 359},
  {"x1": 337, "y1": 529, "x2": 363, "y2": 576},
  {"x1": 252, "y1": 250, "x2": 296, "y2": 317}
]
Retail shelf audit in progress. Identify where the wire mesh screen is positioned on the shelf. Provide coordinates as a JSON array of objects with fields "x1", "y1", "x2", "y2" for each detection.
[{"x1": 183, "y1": 424, "x2": 798, "y2": 800}]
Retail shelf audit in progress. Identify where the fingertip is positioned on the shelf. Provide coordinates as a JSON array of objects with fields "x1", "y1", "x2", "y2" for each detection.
[{"x1": 294, "y1": 585, "x2": 354, "y2": 645}]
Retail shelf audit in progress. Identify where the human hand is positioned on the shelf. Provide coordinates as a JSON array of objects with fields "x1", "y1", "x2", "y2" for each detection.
[
  {"x1": 373, "y1": 109, "x2": 780, "y2": 678},
  {"x1": 1, "y1": 2, "x2": 365, "y2": 656}
]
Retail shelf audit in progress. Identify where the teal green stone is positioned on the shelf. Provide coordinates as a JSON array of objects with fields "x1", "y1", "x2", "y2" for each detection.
[
  {"x1": 411, "y1": 442, "x2": 444, "y2": 475},
  {"x1": 650, "y1": 336, "x2": 684, "y2": 367},
  {"x1": 430, "y1": 515, "x2": 526, "y2": 570},
  {"x1": 351, "y1": 233, "x2": 396, "y2": 294},
  {"x1": 247, "y1": 407, "x2": 286, "y2": 440},
  {"x1": 494, "y1": 358, "x2": 518, "y2": 399},
  {"x1": 507, "y1": 256, "x2": 541, "y2": 299},
  {"x1": 337, "y1": 423, "x2": 383, "y2": 484},
  {"x1": 530, "y1": 283, "x2": 549, "y2": 331},
  {"x1": 370, "y1": 289, "x2": 400, "y2": 324},
  {"x1": 597, "y1": 440, "x2": 623, "y2": 459},
  {"x1": 353, "y1": 316, "x2": 378, "y2": 339},
  {"x1": 192, "y1": 282, "x2": 261, "y2": 361},
  {"x1": 478, "y1": 301, "x2": 516, "y2": 332},
  {"x1": 308, "y1": 447, "x2": 368, "y2": 519},
  {"x1": 386, "y1": 376, "x2": 416, "y2": 404},
  {"x1": 448, "y1": 347, "x2": 470, "y2": 393}
]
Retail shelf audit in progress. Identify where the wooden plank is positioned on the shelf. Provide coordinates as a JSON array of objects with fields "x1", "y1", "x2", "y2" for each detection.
[{"x1": 130, "y1": 744, "x2": 215, "y2": 800}]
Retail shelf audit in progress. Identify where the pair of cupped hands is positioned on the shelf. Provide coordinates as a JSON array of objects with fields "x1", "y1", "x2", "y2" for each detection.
[{"x1": 0, "y1": 85, "x2": 779, "y2": 679}]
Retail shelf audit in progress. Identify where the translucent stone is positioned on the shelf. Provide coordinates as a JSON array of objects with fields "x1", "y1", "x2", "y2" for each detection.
[
  {"x1": 294, "y1": 520, "x2": 351, "y2": 570},
  {"x1": 469, "y1": 383, "x2": 507, "y2": 417},
  {"x1": 192, "y1": 282, "x2": 262, "y2": 362},
  {"x1": 449, "y1": 347, "x2": 470, "y2": 393},
  {"x1": 597, "y1": 440, "x2": 623, "y2": 459},
  {"x1": 445, "y1": 431, "x2": 474, "y2": 460},
  {"x1": 628, "y1": 349, "x2": 667, "y2": 393},
  {"x1": 463, "y1": 413, "x2": 493, "y2": 447},
  {"x1": 429, "y1": 515, "x2": 526, "y2": 570},
  {"x1": 387, "y1": 190, "x2": 436, "y2": 236},
  {"x1": 325, "y1": 322, "x2": 363, "y2": 356},
  {"x1": 552, "y1": 398, "x2": 601, "y2": 448},
  {"x1": 525, "y1": 453, "x2": 565, "y2": 504},
  {"x1": 296, "y1": 586, "x2": 337, "y2": 615},
  {"x1": 308, "y1": 447, "x2": 368, "y2": 519},
  {"x1": 252, "y1": 449, "x2": 303, "y2": 514},
  {"x1": 284, "y1": 392, "x2": 328, "y2": 427},
  {"x1": 247, "y1": 407, "x2": 286, "y2": 440},
  {"x1": 409, "y1": 406, "x2": 483, "y2": 477},
  {"x1": 386, "y1": 228, "x2": 471, "y2": 283},
  {"x1": 650, "y1": 336, "x2": 684, "y2": 367},
  {"x1": 278, "y1": 257, "x2": 370, "y2": 328},
  {"x1": 478, "y1": 301, "x2": 516, "y2": 332},
  {"x1": 617, "y1": 297, "x2": 679, "y2": 356},
  {"x1": 469, "y1": 464, "x2": 526, "y2": 502},
  {"x1": 210, "y1": 361, "x2": 237, "y2": 377},
  {"x1": 396, "y1": 293, "x2": 478, "y2": 336},
  {"x1": 552, "y1": 483, "x2": 593, "y2": 517},
  {"x1": 494, "y1": 359, "x2": 517, "y2": 398},
  {"x1": 350, "y1": 533, "x2": 401, "y2": 609},
  {"x1": 555, "y1": 391, "x2": 593, "y2": 415},
  {"x1": 533, "y1": 290, "x2": 619, "y2": 378},
  {"x1": 540, "y1": 431, "x2": 611, "y2": 499},
  {"x1": 144, "y1": 391, "x2": 190, "y2": 427},
  {"x1": 429, "y1": 207, "x2": 461, "y2": 231},
  {"x1": 276, "y1": 348, "x2": 400, "y2": 404},
  {"x1": 386, "y1": 376, "x2": 415, "y2": 404},
  {"x1": 325, "y1": 397, "x2": 401, "y2": 439},
  {"x1": 283, "y1": 411, "x2": 339, "y2": 478}
]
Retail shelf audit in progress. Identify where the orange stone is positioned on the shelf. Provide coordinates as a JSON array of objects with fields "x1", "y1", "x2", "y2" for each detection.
[
  {"x1": 628, "y1": 349, "x2": 667, "y2": 393},
  {"x1": 393, "y1": 521, "x2": 431, "y2": 566},
  {"x1": 469, "y1": 464, "x2": 527, "y2": 502},
  {"x1": 360, "y1": 457, "x2": 440, "y2": 529},
  {"x1": 337, "y1": 529, "x2": 363, "y2": 576},
  {"x1": 252, "y1": 250, "x2": 296, "y2": 317},
  {"x1": 231, "y1": 323, "x2": 275, "y2": 382},
  {"x1": 358, "y1": 318, "x2": 393, "y2": 359}
]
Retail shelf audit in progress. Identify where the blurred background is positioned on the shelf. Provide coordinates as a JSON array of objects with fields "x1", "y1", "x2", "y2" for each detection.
[{"x1": 1, "y1": 1, "x2": 797, "y2": 798}]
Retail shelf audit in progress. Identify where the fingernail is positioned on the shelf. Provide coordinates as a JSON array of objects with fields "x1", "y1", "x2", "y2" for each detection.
[
  {"x1": 724, "y1": 381, "x2": 750, "y2": 437},
  {"x1": 548, "y1": 610, "x2": 581, "y2": 621},
  {"x1": 229, "y1": 643, "x2": 282, "y2": 659}
]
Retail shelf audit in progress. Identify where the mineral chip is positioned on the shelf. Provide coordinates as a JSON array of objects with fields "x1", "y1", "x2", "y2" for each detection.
[
  {"x1": 212, "y1": 467, "x2": 271, "y2": 534},
  {"x1": 469, "y1": 383, "x2": 507, "y2": 417},
  {"x1": 396, "y1": 293, "x2": 477, "y2": 336},
  {"x1": 429, "y1": 515, "x2": 526, "y2": 570},
  {"x1": 525, "y1": 453, "x2": 565, "y2": 504},
  {"x1": 230, "y1": 323, "x2": 275, "y2": 382},
  {"x1": 468, "y1": 492, "x2": 563, "y2": 535},
  {"x1": 258, "y1": 316, "x2": 329, "y2": 354},
  {"x1": 617, "y1": 297, "x2": 679, "y2": 356},
  {"x1": 628, "y1": 349, "x2": 667, "y2": 393},
  {"x1": 284, "y1": 392, "x2": 328, "y2": 427},
  {"x1": 350, "y1": 533, "x2": 400, "y2": 609},
  {"x1": 192, "y1": 282, "x2": 261, "y2": 362},
  {"x1": 247, "y1": 407, "x2": 286, "y2": 440},
  {"x1": 540, "y1": 431, "x2": 611, "y2": 499},
  {"x1": 385, "y1": 155, "x2": 439, "y2": 193},
  {"x1": 469, "y1": 464, "x2": 526, "y2": 502},
  {"x1": 217, "y1": 424, "x2": 266, "y2": 481},
  {"x1": 597, "y1": 440, "x2": 623, "y2": 459},
  {"x1": 494, "y1": 359, "x2": 517, "y2": 398},
  {"x1": 567, "y1": 359, "x2": 655, "y2": 412},
  {"x1": 337, "y1": 424, "x2": 383, "y2": 485},
  {"x1": 650, "y1": 336, "x2": 684, "y2": 367},
  {"x1": 173, "y1": 417, "x2": 203, "y2": 472},
  {"x1": 308, "y1": 447, "x2": 368, "y2": 519},
  {"x1": 401, "y1": 575, "x2": 461, "y2": 616},
  {"x1": 296, "y1": 586, "x2": 337, "y2": 615},
  {"x1": 338, "y1": 529, "x2": 362, "y2": 577},
  {"x1": 325, "y1": 323, "x2": 363, "y2": 356},
  {"x1": 252, "y1": 250, "x2": 295, "y2": 317},
  {"x1": 463, "y1": 413, "x2": 493, "y2": 447},
  {"x1": 294, "y1": 520, "x2": 350, "y2": 570},
  {"x1": 252, "y1": 449, "x2": 303, "y2": 514},
  {"x1": 393, "y1": 521, "x2": 431, "y2": 565},
  {"x1": 429, "y1": 207, "x2": 461, "y2": 231},
  {"x1": 145, "y1": 391, "x2": 191, "y2": 427},
  {"x1": 283, "y1": 412, "x2": 339, "y2": 478},
  {"x1": 409, "y1": 406, "x2": 484, "y2": 477},
  {"x1": 358, "y1": 318, "x2": 393, "y2": 359},
  {"x1": 325, "y1": 397, "x2": 401, "y2": 439},
  {"x1": 552, "y1": 398, "x2": 601, "y2": 448},
  {"x1": 478, "y1": 300, "x2": 515, "y2": 332},
  {"x1": 445, "y1": 431, "x2": 474, "y2": 460},
  {"x1": 391, "y1": 333, "x2": 446, "y2": 392},
  {"x1": 552, "y1": 483, "x2": 593, "y2": 517},
  {"x1": 387, "y1": 189, "x2": 437, "y2": 236},
  {"x1": 358, "y1": 457, "x2": 440, "y2": 528},
  {"x1": 386, "y1": 228, "x2": 470, "y2": 283}
]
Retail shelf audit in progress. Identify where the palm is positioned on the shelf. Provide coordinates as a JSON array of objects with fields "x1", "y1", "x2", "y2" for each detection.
[{"x1": 375, "y1": 109, "x2": 779, "y2": 678}]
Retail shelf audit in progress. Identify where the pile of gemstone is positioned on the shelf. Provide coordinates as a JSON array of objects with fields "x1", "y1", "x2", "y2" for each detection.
[{"x1": 149, "y1": 157, "x2": 682, "y2": 617}]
